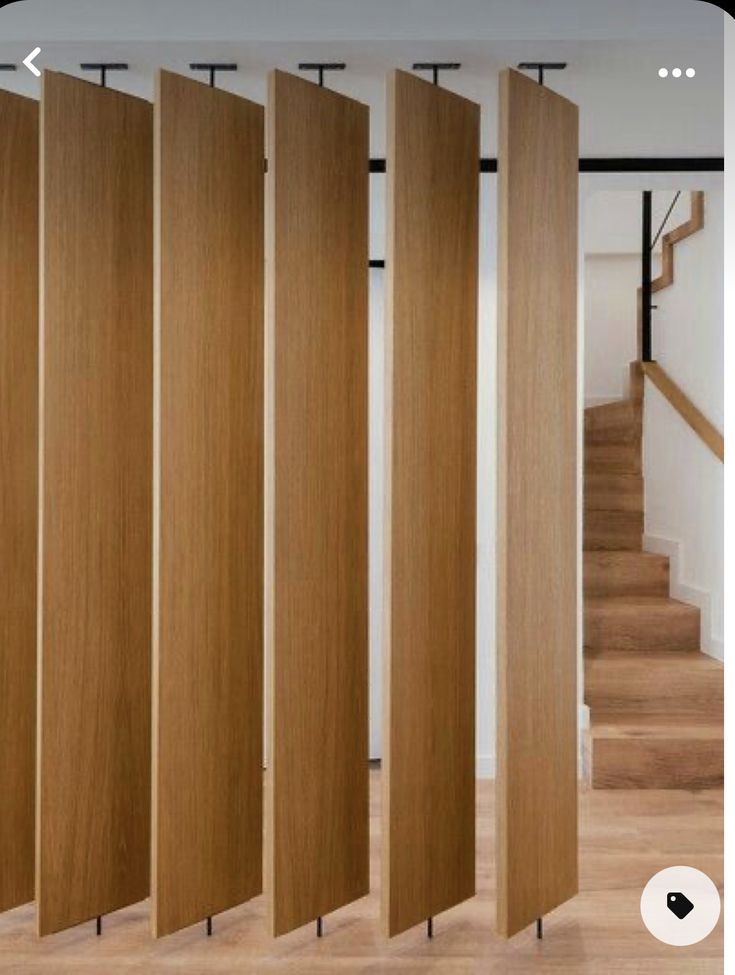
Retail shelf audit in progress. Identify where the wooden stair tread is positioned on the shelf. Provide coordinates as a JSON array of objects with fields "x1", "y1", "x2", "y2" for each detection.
[
  {"x1": 590, "y1": 713, "x2": 723, "y2": 740},
  {"x1": 585, "y1": 595, "x2": 697, "y2": 610},
  {"x1": 584, "y1": 551, "x2": 669, "y2": 598},
  {"x1": 585, "y1": 596, "x2": 700, "y2": 653},
  {"x1": 584, "y1": 509, "x2": 643, "y2": 551},
  {"x1": 589, "y1": 724, "x2": 723, "y2": 790},
  {"x1": 586, "y1": 648, "x2": 721, "y2": 665},
  {"x1": 584, "y1": 473, "x2": 643, "y2": 513},
  {"x1": 584, "y1": 398, "x2": 637, "y2": 421},
  {"x1": 584, "y1": 440, "x2": 641, "y2": 474},
  {"x1": 584, "y1": 551, "x2": 665, "y2": 566},
  {"x1": 585, "y1": 650, "x2": 723, "y2": 720},
  {"x1": 585, "y1": 649, "x2": 723, "y2": 685},
  {"x1": 584, "y1": 399, "x2": 641, "y2": 444}
]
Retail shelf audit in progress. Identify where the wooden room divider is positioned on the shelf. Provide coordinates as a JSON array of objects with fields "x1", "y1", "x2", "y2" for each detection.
[
  {"x1": 265, "y1": 69, "x2": 369, "y2": 937},
  {"x1": 383, "y1": 69, "x2": 479, "y2": 938},
  {"x1": 496, "y1": 68, "x2": 579, "y2": 938},
  {"x1": 37, "y1": 72, "x2": 152, "y2": 935},
  {"x1": 152, "y1": 70, "x2": 264, "y2": 937},
  {"x1": 0, "y1": 90, "x2": 38, "y2": 914}
]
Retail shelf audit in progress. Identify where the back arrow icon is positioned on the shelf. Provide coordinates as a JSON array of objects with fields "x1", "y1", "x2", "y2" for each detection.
[{"x1": 23, "y1": 47, "x2": 41, "y2": 77}]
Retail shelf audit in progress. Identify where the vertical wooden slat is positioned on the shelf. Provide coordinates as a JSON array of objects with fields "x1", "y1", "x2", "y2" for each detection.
[
  {"x1": 152, "y1": 70, "x2": 264, "y2": 937},
  {"x1": 0, "y1": 91, "x2": 38, "y2": 913},
  {"x1": 383, "y1": 69, "x2": 479, "y2": 937},
  {"x1": 37, "y1": 72, "x2": 152, "y2": 935},
  {"x1": 496, "y1": 67, "x2": 579, "y2": 938},
  {"x1": 265, "y1": 69, "x2": 369, "y2": 937}
]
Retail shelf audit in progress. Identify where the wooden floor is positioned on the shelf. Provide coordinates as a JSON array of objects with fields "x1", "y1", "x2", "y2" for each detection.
[{"x1": 0, "y1": 773, "x2": 722, "y2": 973}]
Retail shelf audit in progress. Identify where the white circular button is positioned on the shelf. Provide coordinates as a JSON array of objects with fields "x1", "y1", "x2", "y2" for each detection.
[
  {"x1": 658, "y1": 68, "x2": 669, "y2": 78},
  {"x1": 686, "y1": 67, "x2": 696, "y2": 78},
  {"x1": 640, "y1": 866, "x2": 720, "y2": 946},
  {"x1": 672, "y1": 67, "x2": 682, "y2": 78}
]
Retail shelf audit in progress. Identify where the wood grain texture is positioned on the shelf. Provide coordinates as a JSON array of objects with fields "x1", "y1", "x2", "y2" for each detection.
[
  {"x1": 584, "y1": 551, "x2": 669, "y2": 598},
  {"x1": 584, "y1": 473, "x2": 643, "y2": 513},
  {"x1": 496, "y1": 68, "x2": 579, "y2": 938},
  {"x1": 0, "y1": 777, "x2": 724, "y2": 974},
  {"x1": 38, "y1": 72, "x2": 152, "y2": 935},
  {"x1": 589, "y1": 714, "x2": 723, "y2": 789},
  {"x1": 642, "y1": 361, "x2": 723, "y2": 461},
  {"x1": 584, "y1": 596, "x2": 700, "y2": 652},
  {"x1": 583, "y1": 509, "x2": 643, "y2": 552},
  {"x1": 265, "y1": 70, "x2": 369, "y2": 936},
  {"x1": 152, "y1": 71, "x2": 264, "y2": 937},
  {"x1": 0, "y1": 91, "x2": 38, "y2": 913},
  {"x1": 663, "y1": 190, "x2": 704, "y2": 245},
  {"x1": 585, "y1": 651, "x2": 722, "y2": 715},
  {"x1": 383, "y1": 69, "x2": 478, "y2": 937}
]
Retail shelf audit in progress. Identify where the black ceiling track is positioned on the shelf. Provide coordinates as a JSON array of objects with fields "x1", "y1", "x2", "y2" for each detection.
[
  {"x1": 577, "y1": 157, "x2": 724, "y2": 173},
  {"x1": 369, "y1": 157, "x2": 723, "y2": 174}
]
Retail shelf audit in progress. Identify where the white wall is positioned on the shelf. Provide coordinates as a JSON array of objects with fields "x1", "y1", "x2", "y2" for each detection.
[
  {"x1": 475, "y1": 177, "x2": 497, "y2": 777},
  {"x1": 652, "y1": 187, "x2": 724, "y2": 430},
  {"x1": 643, "y1": 185, "x2": 724, "y2": 659},
  {"x1": 583, "y1": 189, "x2": 692, "y2": 405},
  {"x1": 584, "y1": 254, "x2": 639, "y2": 403},
  {"x1": 368, "y1": 177, "x2": 386, "y2": 759}
]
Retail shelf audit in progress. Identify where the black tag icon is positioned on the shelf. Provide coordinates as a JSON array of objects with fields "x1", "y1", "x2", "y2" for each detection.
[{"x1": 667, "y1": 892, "x2": 694, "y2": 920}]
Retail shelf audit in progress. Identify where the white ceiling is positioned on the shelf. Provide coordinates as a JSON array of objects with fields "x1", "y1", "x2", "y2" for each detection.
[
  {"x1": 0, "y1": 0, "x2": 724, "y2": 42},
  {"x1": 0, "y1": 3, "x2": 724, "y2": 156}
]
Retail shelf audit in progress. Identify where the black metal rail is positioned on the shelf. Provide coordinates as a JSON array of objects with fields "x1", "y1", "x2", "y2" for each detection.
[{"x1": 641, "y1": 190, "x2": 653, "y2": 363}]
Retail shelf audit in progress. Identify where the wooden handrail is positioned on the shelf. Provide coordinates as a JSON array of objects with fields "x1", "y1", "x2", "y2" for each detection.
[
  {"x1": 642, "y1": 361, "x2": 724, "y2": 462},
  {"x1": 651, "y1": 191, "x2": 704, "y2": 293}
]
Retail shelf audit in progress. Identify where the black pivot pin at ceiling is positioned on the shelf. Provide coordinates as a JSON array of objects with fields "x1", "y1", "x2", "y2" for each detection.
[
  {"x1": 298, "y1": 62, "x2": 346, "y2": 88},
  {"x1": 189, "y1": 62, "x2": 238, "y2": 88},
  {"x1": 80, "y1": 62, "x2": 129, "y2": 88},
  {"x1": 517, "y1": 61, "x2": 567, "y2": 86},
  {"x1": 412, "y1": 62, "x2": 460, "y2": 86}
]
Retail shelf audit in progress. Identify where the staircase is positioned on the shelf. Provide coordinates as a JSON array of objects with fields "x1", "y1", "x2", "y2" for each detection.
[{"x1": 583, "y1": 386, "x2": 724, "y2": 790}]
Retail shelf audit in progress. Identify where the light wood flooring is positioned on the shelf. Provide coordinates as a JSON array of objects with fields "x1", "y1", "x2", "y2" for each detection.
[{"x1": 0, "y1": 773, "x2": 723, "y2": 973}]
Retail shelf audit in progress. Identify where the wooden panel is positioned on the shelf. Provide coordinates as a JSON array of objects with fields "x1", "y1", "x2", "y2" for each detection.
[
  {"x1": 0, "y1": 776, "x2": 726, "y2": 971},
  {"x1": 152, "y1": 70, "x2": 264, "y2": 937},
  {"x1": 37, "y1": 72, "x2": 152, "y2": 935},
  {"x1": 382, "y1": 70, "x2": 478, "y2": 937},
  {"x1": 265, "y1": 70, "x2": 369, "y2": 936},
  {"x1": 496, "y1": 68, "x2": 579, "y2": 938},
  {"x1": 0, "y1": 91, "x2": 38, "y2": 913}
]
